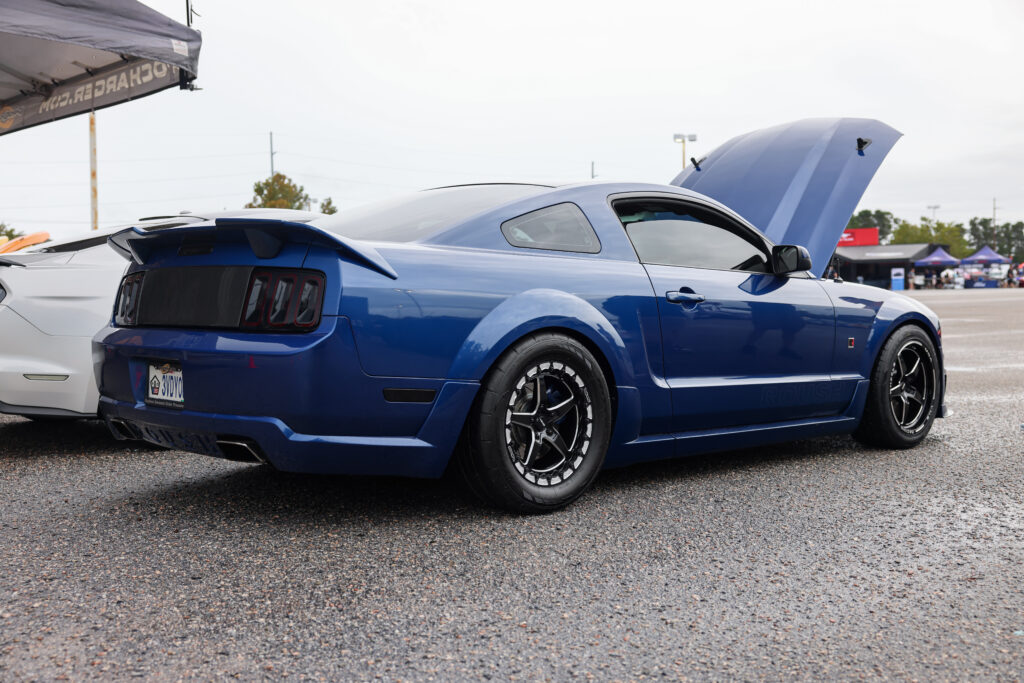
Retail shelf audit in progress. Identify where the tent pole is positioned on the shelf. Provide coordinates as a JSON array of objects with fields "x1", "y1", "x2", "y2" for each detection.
[{"x1": 89, "y1": 111, "x2": 98, "y2": 231}]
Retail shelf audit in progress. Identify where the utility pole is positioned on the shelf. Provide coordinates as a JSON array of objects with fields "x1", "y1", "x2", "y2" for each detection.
[
  {"x1": 992, "y1": 197, "x2": 999, "y2": 245},
  {"x1": 89, "y1": 111, "x2": 98, "y2": 231},
  {"x1": 269, "y1": 131, "x2": 276, "y2": 176},
  {"x1": 927, "y1": 204, "x2": 939, "y2": 221},
  {"x1": 673, "y1": 133, "x2": 697, "y2": 170}
]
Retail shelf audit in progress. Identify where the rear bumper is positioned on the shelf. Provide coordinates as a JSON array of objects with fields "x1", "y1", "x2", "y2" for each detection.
[
  {"x1": 99, "y1": 378, "x2": 478, "y2": 477},
  {"x1": 94, "y1": 315, "x2": 479, "y2": 477}
]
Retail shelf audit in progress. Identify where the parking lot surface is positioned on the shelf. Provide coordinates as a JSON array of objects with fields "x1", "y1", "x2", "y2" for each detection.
[{"x1": 1, "y1": 288, "x2": 1022, "y2": 680}]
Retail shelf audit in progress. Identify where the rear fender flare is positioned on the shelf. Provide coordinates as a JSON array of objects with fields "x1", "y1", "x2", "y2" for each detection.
[{"x1": 446, "y1": 288, "x2": 634, "y2": 388}]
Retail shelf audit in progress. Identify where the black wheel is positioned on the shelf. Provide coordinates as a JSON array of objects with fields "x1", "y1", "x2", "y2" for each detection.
[
  {"x1": 854, "y1": 325, "x2": 939, "y2": 448},
  {"x1": 456, "y1": 332, "x2": 612, "y2": 513}
]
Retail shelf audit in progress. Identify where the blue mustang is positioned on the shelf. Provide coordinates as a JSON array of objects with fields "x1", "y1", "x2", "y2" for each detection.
[{"x1": 95, "y1": 118, "x2": 946, "y2": 511}]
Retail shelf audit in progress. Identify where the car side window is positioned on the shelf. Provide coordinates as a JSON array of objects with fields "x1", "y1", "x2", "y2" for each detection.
[
  {"x1": 501, "y1": 203, "x2": 601, "y2": 254},
  {"x1": 615, "y1": 199, "x2": 769, "y2": 272}
]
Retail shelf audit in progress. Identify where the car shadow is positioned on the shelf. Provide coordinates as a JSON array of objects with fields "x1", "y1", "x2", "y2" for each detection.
[
  {"x1": 123, "y1": 462, "x2": 496, "y2": 523},
  {"x1": 113, "y1": 434, "x2": 861, "y2": 525},
  {"x1": 595, "y1": 434, "x2": 859, "y2": 490},
  {"x1": 0, "y1": 416, "x2": 159, "y2": 461}
]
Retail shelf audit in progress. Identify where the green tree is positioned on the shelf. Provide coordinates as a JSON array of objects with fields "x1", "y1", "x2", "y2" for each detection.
[
  {"x1": 846, "y1": 209, "x2": 897, "y2": 242},
  {"x1": 966, "y1": 217, "x2": 994, "y2": 251},
  {"x1": 245, "y1": 173, "x2": 310, "y2": 210},
  {"x1": 319, "y1": 197, "x2": 338, "y2": 215},
  {"x1": 931, "y1": 220, "x2": 971, "y2": 259},
  {"x1": 889, "y1": 219, "x2": 931, "y2": 245},
  {"x1": 0, "y1": 222, "x2": 22, "y2": 241},
  {"x1": 991, "y1": 221, "x2": 1024, "y2": 262},
  {"x1": 965, "y1": 218, "x2": 1024, "y2": 261},
  {"x1": 890, "y1": 217, "x2": 970, "y2": 258}
]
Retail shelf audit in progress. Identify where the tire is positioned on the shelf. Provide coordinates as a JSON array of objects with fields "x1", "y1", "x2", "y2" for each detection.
[
  {"x1": 853, "y1": 324, "x2": 939, "y2": 449},
  {"x1": 455, "y1": 332, "x2": 612, "y2": 513}
]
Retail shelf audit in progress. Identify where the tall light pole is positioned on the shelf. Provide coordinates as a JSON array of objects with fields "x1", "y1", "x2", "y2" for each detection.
[
  {"x1": 673, "y1": 133, "x2": 697, "y2": 170},
  {"x1": 927, "y1": 204, "x2": 940, "y2": 221}
]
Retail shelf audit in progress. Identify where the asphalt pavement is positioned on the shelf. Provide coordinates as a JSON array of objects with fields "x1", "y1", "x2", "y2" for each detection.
[{"x1": 1, "y1": 288, "x2": 1022, "y2": 680}]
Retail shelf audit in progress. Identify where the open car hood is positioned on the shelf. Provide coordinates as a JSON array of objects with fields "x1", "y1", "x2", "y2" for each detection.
[{"x1": 671, "y1": 118, "x2": 901, "y2": 277}]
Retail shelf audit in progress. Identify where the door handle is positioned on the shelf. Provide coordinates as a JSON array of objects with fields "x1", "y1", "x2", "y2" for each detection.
[{"x1": 666, "y1": 289, "x2": 705, "y2": 304}]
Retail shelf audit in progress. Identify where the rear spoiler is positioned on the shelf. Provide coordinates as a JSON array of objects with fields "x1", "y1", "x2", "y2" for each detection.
[{"x1": 107, "y1": 218, "x2": 398, "y2": 280}]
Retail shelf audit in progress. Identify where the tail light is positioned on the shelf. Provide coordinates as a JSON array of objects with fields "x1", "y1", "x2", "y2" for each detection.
[
  {"x1": 241, "y1": 269, "x2": 324, "y2": 331},
  {"x1": 113, "y1": 267, "x2": 324, "y2": 332},
  {"x1": 114, "y1": 272, "x2": 145, "y2": 326}
]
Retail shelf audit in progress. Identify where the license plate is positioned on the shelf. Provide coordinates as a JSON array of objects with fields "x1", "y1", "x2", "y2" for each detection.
[{"x1": 146, "y1": 361, "x2": 184, "y2": 407}]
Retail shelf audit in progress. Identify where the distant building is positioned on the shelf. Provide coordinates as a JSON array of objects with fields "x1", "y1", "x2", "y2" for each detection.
[{"x1": 831, "y1": 243, "x2": 949, "y2": 289}]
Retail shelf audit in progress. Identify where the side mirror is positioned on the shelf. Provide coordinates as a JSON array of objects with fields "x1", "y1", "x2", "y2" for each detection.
[{"x1": 772, "y1": 244, "x2": 812, "y2": 274}]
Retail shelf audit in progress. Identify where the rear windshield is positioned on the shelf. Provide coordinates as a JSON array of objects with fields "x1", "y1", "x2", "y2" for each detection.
[{"x1": 317, "y1": 185, "x2": 549, "y2": 242}]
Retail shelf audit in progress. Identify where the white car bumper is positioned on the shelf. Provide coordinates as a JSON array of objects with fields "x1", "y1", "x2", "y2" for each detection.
[{"x1": 0, "y1": 305, "x2": 98, "y2": 417}]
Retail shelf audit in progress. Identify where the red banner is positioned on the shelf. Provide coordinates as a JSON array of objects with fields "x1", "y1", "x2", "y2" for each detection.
[{"x1": 839, "y1": 227, "x2": 879, "y2": 247}]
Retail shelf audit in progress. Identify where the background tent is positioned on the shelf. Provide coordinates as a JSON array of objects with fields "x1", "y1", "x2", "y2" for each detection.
[
  {"x1": 913, "y1": 246, "x2": 960, "y2": 268},
  {"x1": 0, "y1": 0, "x2": 201, "y2": 135},
  {"x1": 962, "y1": 246, "x2": 1011, "y2": 265}
]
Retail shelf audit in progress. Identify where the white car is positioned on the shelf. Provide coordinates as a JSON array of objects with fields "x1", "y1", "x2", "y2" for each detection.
[{"x1": 0, "y1": 209, "x2": 322, "y2": 420}]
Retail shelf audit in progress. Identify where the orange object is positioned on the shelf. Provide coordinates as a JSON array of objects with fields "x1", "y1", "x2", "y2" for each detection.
[
  {"x1": 0, "y1": 236, "x2": 8, "y2": 247},
  {"x1": 0, "y1": 231, "x2": 49, "y2": 253}
]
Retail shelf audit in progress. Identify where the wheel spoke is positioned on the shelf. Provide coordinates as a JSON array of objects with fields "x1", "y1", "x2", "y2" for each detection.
[
  {"x1": 521, "y1": 432, "x2": 538, "y2": 467},
  {"x1": 545, "y1": 394, "x2": 575, "y2": 423},
  {"x1": 534, "y1": 376, "x2": 546, "y2": 413},
  {"x1": 543, "y1": 430, "x2": 571, "y2": 461},
  {"x1": 889, "y1": 383, "x2": 903, "y2": 396},
  {"x1": 900, "y1": 396, "x2": 909, "y2": 425},
  {"x1": 896, "y1": 353, "x2": 908, "y2": 379},
  {"x1": 509, "y1": 413, "x2": 534, "y2": 429},
  {"x1": 906, "y1": 355, "x2": 921, "y2": 379}
]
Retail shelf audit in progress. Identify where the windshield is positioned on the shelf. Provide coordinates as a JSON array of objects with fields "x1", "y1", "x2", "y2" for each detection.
[{"x1": 317, "y1": 185, "x2": 550, "y2": 242}]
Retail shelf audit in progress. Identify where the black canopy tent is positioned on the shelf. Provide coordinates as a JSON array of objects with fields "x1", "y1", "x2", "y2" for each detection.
[
  {"x1": 0, "y1": 0, "x2": 201, "y2": 232},
  {"x1": 0, "y1": 0, "x2": 201, "y2": 135}
]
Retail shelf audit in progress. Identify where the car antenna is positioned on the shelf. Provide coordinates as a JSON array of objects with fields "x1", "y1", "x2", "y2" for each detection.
[{"x1": 690, "y1": 156, "x2": 707, "y2": 171}]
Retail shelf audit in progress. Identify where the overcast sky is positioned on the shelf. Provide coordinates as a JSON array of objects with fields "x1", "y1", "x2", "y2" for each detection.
[{"x1": 2, "y1": 0, "x2": 1023, "y2": 240}]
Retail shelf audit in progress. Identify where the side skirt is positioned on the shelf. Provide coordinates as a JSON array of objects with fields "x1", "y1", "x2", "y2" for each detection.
[{"x1": 604, "y1": 379, "x2": 870, "y2": 469}]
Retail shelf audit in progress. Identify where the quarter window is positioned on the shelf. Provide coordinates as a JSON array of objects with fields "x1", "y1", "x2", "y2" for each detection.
[
  {"x1": 501, "y1": 203, "x2": 601, "y2": 254},
  {"x1": 615, "y1": 199, "x2": 769, "y2": 272}
]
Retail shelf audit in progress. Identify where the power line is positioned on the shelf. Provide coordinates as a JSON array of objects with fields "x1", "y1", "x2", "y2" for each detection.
[
  {"x1": 1, "y1": 172, "x2": 255, "y2": 189},
  {"x1": 0, "y1": 151, "x2": 264, "y2": 165},
  {"x1": 2, "y1": 191, "x2": 249, "y2": 210},
  {"x1": 278, "y1": 150, "x2": 497, "y2": 178},
  {"x1": 286, "y1": 169, "x2": 416, "y2": 190}
]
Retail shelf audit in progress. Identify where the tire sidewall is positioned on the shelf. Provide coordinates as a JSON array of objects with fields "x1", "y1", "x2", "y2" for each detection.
[
  {"x1": 871, "y1": 325, "x2": 940, "y2": 447},
  {"x1": 477, "y1": 335, "x2": 612, "y2": 510}
]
